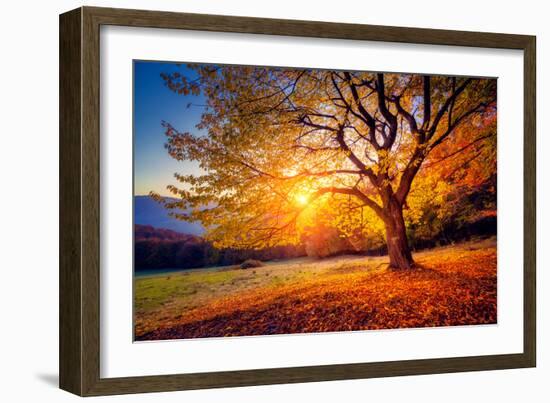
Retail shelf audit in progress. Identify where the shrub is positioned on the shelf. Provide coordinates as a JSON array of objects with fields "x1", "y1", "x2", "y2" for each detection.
[{"x1": 240, "y1": 259, "x2": 264, "y2": 269}]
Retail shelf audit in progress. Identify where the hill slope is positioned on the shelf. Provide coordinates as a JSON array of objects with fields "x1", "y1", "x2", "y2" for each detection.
[{"x1": 134, "y1": 195, "x2": 204, "y2": 235}]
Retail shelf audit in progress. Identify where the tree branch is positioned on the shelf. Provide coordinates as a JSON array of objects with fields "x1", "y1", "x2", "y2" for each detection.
[
  {"x1": 422, "y1": 132, "x2": 495, "y2": 168},
  {"x1": 422, "y1": 75, "x2": 431, "y2": 131},
  {"x1": 428, "y1": 78, "x2": 472, "y2": 139},
  {"x1": 395, "y1": 147, "x2": 426, "y2": 205},
  {"x1": 392, "y1": 96, "x2": 420, "y2": 136},
  {"x1": 341, "y1": 72, "x2": 380, "y2": 149},
  {"x1": 376, "y1": 74, "x2": 397, "y2": 127},
  {"x1": 335, "y1": 128, "x2": 379, "y2": 186},
  {"x1": 430, "y1": 101, "x2": 491, "y2": 149},
  {"x1": 315, "y1": 186, "x2": 385, "y2": 219},
  {"x1": 375, "y1": 73, "x2": 398, "y2": 148}
]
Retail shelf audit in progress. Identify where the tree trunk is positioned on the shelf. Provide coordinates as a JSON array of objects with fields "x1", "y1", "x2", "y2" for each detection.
[{"x1": 384, "y1": 200, "x2": 414, "y2": 269}]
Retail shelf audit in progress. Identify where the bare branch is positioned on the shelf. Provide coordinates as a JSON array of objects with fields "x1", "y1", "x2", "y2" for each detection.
[
  {"x1": 375, "y1": 73, "x2": 398, "y2": 148},
  {"x1": 422, "y1": 75, "x2": 431, "y2": 130},
  {"x1": 428, "y1": 78, "x2": 472, "y2": 138},
  {"x1": 392, "y1": 96, "x2": 420, "y2": 136}
]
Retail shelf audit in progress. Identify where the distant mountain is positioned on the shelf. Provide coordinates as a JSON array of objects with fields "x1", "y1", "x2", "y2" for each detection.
[
  {"x1": 134, "y1": 195, "x2": 204, "y2": 235},
  {"x1": 134, "y1": 224, "x2": 201, "y2": 242}
]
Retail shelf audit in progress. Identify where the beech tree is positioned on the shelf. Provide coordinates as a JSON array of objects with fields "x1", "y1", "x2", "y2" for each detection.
[{"x1": 155, "y1": 65, "x2": 496, "y2": 269}]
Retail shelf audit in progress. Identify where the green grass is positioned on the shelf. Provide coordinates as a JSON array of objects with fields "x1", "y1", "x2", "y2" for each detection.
[
  {"x1": 134, "y1": 237, "x2": 496, "y2": 336},
  {"x1": 135, "y1": 252, "x2": 374, "y2": 333}
]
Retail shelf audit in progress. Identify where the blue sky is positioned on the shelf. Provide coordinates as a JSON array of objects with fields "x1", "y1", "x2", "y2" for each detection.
[{"x1": 133, "y1": 61, "x2": 206, "y2": 196}]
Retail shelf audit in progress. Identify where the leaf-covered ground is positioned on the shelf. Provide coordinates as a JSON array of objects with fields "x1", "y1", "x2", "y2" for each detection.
[{"x1": 135, "y1": 238, "x2": 496, "y2": 341}]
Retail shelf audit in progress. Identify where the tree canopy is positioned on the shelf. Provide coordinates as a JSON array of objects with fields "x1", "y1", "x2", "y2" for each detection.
[{"x1": 153, "y1": 64, "x2": 496, "y2": 268}]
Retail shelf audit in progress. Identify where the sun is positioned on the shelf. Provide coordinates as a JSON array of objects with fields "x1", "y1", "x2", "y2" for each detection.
[{"x1": 295, "y1": 193, "x2": 309, "y2": 206}]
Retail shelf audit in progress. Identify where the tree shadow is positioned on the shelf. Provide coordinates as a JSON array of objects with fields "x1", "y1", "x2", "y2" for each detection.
[
  {"x1": 35, "y1": 373, "x2": 58, "y2": 388},
  {"x1": 388, "y1": 261, "x2": 449, "y2": 278}
]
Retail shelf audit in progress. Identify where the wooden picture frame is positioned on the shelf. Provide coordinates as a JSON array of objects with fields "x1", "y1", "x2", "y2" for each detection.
[{"x1": 59, "y1": 6, "x2": 536, "y2": 396}]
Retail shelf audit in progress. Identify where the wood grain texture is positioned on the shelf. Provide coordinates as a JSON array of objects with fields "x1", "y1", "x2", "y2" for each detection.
[
  {"x1": 59, "y1": 6, "x2": 537, "y2": 396},
  {"x1": 81, "y1": 6, "x2": 102, "y2": 396},
  {"x1": 85, "y1": 6, "x2": 532, "y2": 49},
  {"x1": 523, "y1": 37, "x2": 537, "y2": 367},
  {"x1": 59, "y1": 8, "x2": 82, "y2": 396}
]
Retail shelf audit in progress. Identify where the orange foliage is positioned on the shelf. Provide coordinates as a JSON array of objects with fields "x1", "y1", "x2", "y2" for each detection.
[{"x1": 136, "y1": 244, "x2": 496, "y2": 340}]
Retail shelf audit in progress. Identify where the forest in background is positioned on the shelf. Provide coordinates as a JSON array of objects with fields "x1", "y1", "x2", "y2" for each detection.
[
  {"x1": 134, "y1": 224, "x2": 305, "y2": 270},
  {"x1": 135, "y1": 177, "x2": 495, "y2": 271}
]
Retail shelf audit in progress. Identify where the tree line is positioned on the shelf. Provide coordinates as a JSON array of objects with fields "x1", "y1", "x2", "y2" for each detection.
[{"x1": 134, "y1": 224, "x2": 305, "y2": 271}]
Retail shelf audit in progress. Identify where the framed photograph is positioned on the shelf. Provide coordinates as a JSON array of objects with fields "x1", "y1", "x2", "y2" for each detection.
[{"x1": 59, "y1": 6, "x2": 536, "y2": 396}]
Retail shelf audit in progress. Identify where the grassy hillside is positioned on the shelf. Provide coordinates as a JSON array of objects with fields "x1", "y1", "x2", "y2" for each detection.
[{"x1": 135, "y1": 238, "x2": 496, "y2": 340}]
